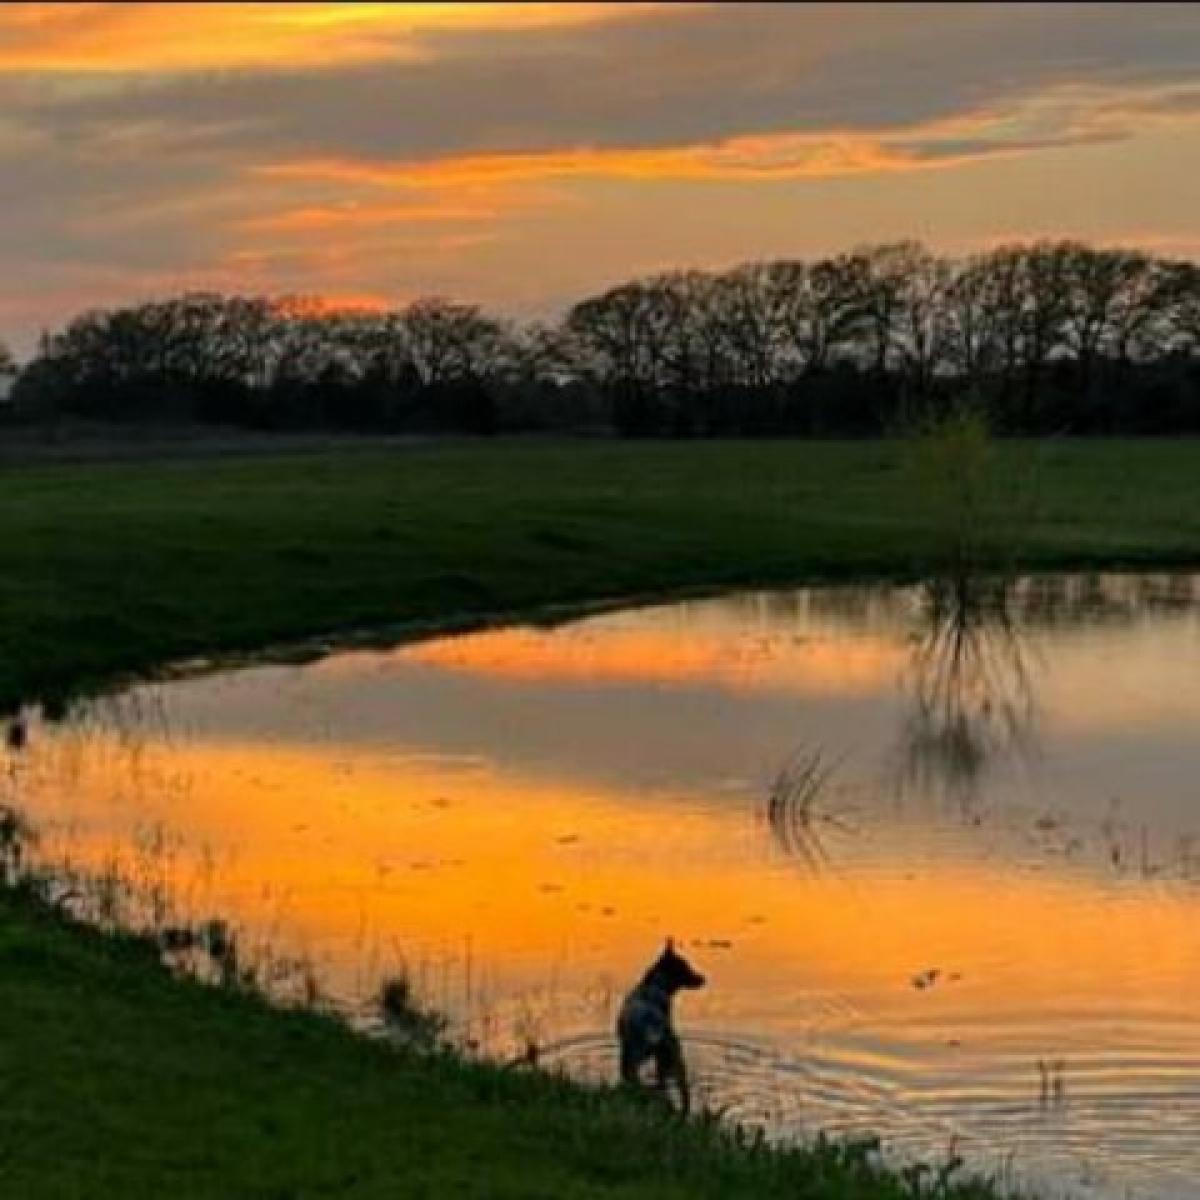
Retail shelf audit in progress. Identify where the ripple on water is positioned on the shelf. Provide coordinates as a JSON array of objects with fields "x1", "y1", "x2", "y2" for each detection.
[{"x1": 541, "y1": 1022, "x2": 1200, "y2": 1199}]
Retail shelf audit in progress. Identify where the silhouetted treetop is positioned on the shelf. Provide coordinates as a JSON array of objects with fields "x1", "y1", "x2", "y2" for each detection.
[{"x1": 6, "y1": 239, "x2": 1199, "y2": 436}]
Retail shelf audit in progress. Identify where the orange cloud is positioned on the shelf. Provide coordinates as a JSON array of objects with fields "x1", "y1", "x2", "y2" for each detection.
[
  {"x1": 244, "y1": 121, "x2": 1056, "y2": 195},
  {"x1": 253, "y1": 136, "x2": 940, "y2": 193},
  {"x1": 0, "y1": 3, "x2": 673, "y2": 73},
  {"x1": 248, "y1": 81, "x2": 1200, "y2": 196},
  {"x1": 241, "y1": 200, "x2": 501, "y2": 235},
  {"x1": 269, "y1": 292, "x2": 393, "y2": 317}
]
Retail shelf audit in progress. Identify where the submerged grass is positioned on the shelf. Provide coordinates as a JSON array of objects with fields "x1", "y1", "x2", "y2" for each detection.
[
  {"x1": 3, "y1": 438, "x2": 1200, "y2": 711},
  {"x1": 765, "y1": 749, "x2": 842, "y2": 871},
  {"x1": 379, "y1": 971, "x2": 449, "y2": 1050}
]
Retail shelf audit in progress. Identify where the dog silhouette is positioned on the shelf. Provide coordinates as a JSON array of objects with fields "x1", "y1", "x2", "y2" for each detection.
[{"x1": 617, "y1": 938, "x2": 705, "y2": 1114}]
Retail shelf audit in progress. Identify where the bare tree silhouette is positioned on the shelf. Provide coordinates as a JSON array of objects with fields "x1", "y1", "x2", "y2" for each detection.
[{"x1": 6, "y1": 239, "x2": 1197, "y2": 436}]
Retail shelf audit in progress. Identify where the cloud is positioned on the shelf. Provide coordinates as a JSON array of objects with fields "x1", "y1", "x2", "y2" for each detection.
[
  {"x1": 0, "y1": 3, "x2": 667, "y2": 72},
  {"x1": 269, "y1": 291, "x2": 396, "y2": 316},
  {"x1": 239, "y1": 200, "x2": 503, "y2": 235},
  {"x1": 248, "y1": 81, "x2": 1200, "y2": 193},
  {"x1": 6, "y1": 3, "x2": 1196, "y2": 167}
]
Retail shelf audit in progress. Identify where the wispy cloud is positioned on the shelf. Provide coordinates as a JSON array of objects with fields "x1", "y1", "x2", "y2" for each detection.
[
  {"x1": 250, "y1": 81, "x2": 1200, "y2": 194},
  {"x1": 0, "y1": 2, "x2": 669, "y2": 72},
  {"x1": 239, "y1": 200, "x2": 502, "y2": 235}
]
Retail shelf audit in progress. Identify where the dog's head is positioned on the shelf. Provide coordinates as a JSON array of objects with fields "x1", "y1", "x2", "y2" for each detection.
[{"x1": 651, "y1": 937, "x2": 706, "y2": 992}]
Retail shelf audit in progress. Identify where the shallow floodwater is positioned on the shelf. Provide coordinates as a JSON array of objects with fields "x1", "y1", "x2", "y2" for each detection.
[{"x1": 9, "y1": 574, "x2": 1200, "y2": 1197}]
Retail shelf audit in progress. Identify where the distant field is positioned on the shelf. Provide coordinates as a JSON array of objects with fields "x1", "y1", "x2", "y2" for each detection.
[
  {"x1": 4, "y1": 437, "x2": 1200, "y2": 710},
  {"x1": 0, "y1": 421, "x2": 441, "y2": 465}
]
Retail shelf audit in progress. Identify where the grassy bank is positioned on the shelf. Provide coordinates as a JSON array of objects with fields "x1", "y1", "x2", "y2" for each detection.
[
  {"x1": 0, "y1": 890, "x2": 997, "y2": 1199},
  {"x1": 4, "y1": 437, "x2": 1200, "y2": 711}
]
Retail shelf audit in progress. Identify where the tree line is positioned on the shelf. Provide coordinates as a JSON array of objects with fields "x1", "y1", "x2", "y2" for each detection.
[{"x1": 4, "y1": 239, "x2": 1199, "y2": 437}]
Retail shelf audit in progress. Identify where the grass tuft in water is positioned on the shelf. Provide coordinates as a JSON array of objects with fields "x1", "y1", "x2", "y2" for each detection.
[{"x1": 380, "y1": 970, "x2": 450, "y2": 1050}]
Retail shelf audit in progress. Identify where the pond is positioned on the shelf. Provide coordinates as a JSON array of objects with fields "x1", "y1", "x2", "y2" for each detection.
[{"x1": 8, "y1": 573, "x2": 1200, "y2": 1198}]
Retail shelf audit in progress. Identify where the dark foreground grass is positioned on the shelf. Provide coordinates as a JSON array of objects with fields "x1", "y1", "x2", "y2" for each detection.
[
  {"x1": 0, "y1": 892, "x2": 999, "y2": 1200},
  {"x1": 4, "y1": 437, "x2": 1200, "y2": 711}
]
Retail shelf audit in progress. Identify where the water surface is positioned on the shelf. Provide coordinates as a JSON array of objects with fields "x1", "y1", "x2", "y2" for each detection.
[{"x1": 9, "y1": 573, "x2": 1200, "y2": 1198}]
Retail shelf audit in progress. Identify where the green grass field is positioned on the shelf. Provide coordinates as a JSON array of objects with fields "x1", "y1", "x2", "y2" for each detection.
[
  {"x1": 4, "y1": 436, "x2": 1200, "y2": 1198},
  {"x1": 4, "y1": 437, "x2": 1200, "y2": 712}
]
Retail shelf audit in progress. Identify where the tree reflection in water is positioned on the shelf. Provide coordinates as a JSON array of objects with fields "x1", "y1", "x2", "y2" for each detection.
[{"x1": 895, "y1": 572, "x2": 1039, "y2": 809}]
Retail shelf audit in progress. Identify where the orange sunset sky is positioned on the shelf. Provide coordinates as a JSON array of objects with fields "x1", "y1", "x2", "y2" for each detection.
[{"x1": 1, "y1": 2, "x2": 1197, "y2": 351}]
